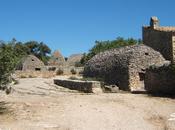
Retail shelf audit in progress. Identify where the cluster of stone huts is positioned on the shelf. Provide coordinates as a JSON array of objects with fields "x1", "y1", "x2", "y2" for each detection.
[
  {"x1": 17, "y1": 17, "x2": 175, "y2": 94},
  {"x1": 16, "y1": 50, "x2": 83, "y2": 75},
  {"x1": 84, "y1": 17, "x2": 175, "y2": 94}
]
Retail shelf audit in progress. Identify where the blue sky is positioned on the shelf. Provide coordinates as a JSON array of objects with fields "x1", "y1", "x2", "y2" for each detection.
[{"x1": 0, "y1": 0, "x2": 175, "y2": 57}]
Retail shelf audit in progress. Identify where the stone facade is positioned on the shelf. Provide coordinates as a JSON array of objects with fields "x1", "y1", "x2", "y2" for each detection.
[
  {"x1": 143, "y1": 16, "x2": 175, "y2": 63},
  {"x1": 84, "y1": 44, "x2": 166, "y2": 91},
  {"x1": 16, "y1": 55, "x2": 46, "y2": 71},
  {"x1": 145, "y1": 63, "x2": 175, "y2": 95}
]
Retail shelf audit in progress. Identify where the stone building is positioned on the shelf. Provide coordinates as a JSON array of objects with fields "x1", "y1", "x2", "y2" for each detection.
[
  {"x1": 143, "y1": 16, "x2": 175, "y2": 63},
  {"x1": 48, "y1": 50, "x2": 65, "y2": 66},
  {"x1": 67, "y1": 54, "x2": 83, "y2": 66},
  {"x1": 16, "y1": 55, "x2": 45, "y2": 71},
  {"x1": 84, "y1": 45, "x2": 166, "y2": 91}
]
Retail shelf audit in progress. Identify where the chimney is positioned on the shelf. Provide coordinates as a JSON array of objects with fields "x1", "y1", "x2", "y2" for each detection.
[{"x1": 150, "y1": 16, "x2": 159, "y2": 29}]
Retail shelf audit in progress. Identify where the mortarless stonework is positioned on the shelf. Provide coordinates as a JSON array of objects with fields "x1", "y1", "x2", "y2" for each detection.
[
  {"x1": 48, "y1": 50, "x2": 65, "y2": 66},
  {"x1": 17, "y1": 55, "x2": 46, "y2": 71},
  {"x1": 67, "y1": 54, "x2": 83, "y2": 66},
  {"x1": 145, "y1": 63, "x2": 175, "y2": 95},
  {"x1": 84, "y1": 44, "x2": 166, "y2": 91},
  {"x1": 54, "y1": 79, "x2": 103, "y2": 93},
  {"x1": 143, "y1": 17, "x2": 175, "y2": 63}
]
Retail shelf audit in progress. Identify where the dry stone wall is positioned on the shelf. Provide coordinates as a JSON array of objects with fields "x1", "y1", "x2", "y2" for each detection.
[
  {"x1": 54, "y1": 79, "x2": 103, "y2": 94},
  {"x1": 143, "y1": 27, "x2": 173, "y2": 61},
  {"x1": 145, "y1": 63, "x2": 175, "y2": 95}
]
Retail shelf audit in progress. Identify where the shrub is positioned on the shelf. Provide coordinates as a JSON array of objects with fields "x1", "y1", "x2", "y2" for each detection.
[
  {"x1": 48, "y1": 67, "x2": 56, "y2": 71},
  {"x1": 56, "y1": 69, "x2": 64, "y2": 75},
  {"x1": 71, "y1": 69, "x2": 77, "y2": 75},
  {"x1": 75, "y1": 61, "x2": 83, "y2": 67},
  {"x1": 20, "y1": 75, "x2": 27, "y2": 78},
  {"x1": 28, "y1": 75, "x2": 36, "y2": 78},
  {"x1": 79, "y1": 70, "x2": 84, "y2": 75}
]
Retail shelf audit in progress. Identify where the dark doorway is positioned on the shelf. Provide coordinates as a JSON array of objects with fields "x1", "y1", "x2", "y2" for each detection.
[
  {"x1": 139, "y1": 72, "x2": 145, "y2": 81},
  {"x1": 35, "y1": 68, "x2": 41, "y2": 71},
  {"x1": 138, "y1": 72, "x2": 145, "y2": 90}
]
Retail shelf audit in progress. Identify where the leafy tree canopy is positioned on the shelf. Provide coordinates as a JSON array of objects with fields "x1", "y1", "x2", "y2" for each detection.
[{"x1": 80, "y1": 37, "x2": 142, "y2": 64}]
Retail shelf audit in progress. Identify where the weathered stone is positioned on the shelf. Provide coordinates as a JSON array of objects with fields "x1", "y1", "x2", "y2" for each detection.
[
  {"x1": 143, "y1": 17, "x2": 175, "y2": 63},
  {"x1": 54, "y1": 79, "x2": 103, "y2": 94},
  {"x1": 145, "y1": 63, "x2": 175, "y2": 95},
  {"x1": 104, "y1": 85, "x2": 119, "y2": 93},
  {"x1": 48, "y1": 50, "x2": 65, "y2": 66},
  {"x1": 16, "y1": 55, "x2": 46, "y2": 71},
  {"x1": 67, "y1": 54, "x2": 83, "y2": 66},
  {"x1": 84, "y1": 44, "x2": 166, "y2": 91}
]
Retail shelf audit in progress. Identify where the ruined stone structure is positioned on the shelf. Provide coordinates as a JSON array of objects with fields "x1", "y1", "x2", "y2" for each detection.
[
  {"x1": 16, "y1": 55, "x2": 45, "y2": 71},
  {"x1": 48, "y1": 50, "x2": 65, "y2": 66},
  {"x1": 84, "y1": 45, "x2": 166, "y2": 91},
  {"x1": 67, "y1": 54, "x2": 83, "y2": 66},
  {"x1": 143, "y1": 16, "x2": 175, "y2": 63},
  {"x1": 145, "y1": 63, "x2": 175, "y2": 95}
]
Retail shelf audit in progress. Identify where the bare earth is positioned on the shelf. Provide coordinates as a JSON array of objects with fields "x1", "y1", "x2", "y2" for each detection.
[{"x1": 0, "y1": 77, "x2": 175, "y2": 130}]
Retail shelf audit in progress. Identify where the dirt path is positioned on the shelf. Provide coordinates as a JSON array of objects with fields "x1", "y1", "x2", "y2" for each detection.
[{"x1": 0, "y1": 77, "x2": 175, "y2": 130}]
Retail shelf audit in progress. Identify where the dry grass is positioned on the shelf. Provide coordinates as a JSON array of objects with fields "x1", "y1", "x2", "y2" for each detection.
[{"x1": 15, "y1": 71, "x2": 56, "y2": 78}]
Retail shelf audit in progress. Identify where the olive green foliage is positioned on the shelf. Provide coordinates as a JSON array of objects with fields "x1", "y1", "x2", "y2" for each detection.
[
  {"x1": 0, "y1": 39, "x2": 52, "y2": 91},
  {"x1": 1, "y1": 39, "x2": 52, "y2": 65},
  {"x1": 25, "y1": 41, "x2": 51, "y2": 64},
  {"x1": 81, "y1": 37, "x2": 142, "y2": 64},
  {"x1": 0, "y1": 41, "x2": 22, "y2": 89},
  {"x1": 56, "y1": 69, "x2": 64, "y2": 75}
]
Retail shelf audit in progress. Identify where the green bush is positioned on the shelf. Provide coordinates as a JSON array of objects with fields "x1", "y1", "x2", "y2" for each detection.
[
  {"x1": 71, "y1": 69, "x2": 77, "y2": 75},
  {"x1": 56, "y1": 69, "x2": 64, "y2": 75},
  {"x1": 0, "y1": 42, "x2": 22, "y2": 91}
]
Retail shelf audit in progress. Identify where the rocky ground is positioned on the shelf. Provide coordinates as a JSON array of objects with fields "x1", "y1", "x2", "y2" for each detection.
[{"x1": 0, "y1": 76, "x2": 175, "y2": 130}]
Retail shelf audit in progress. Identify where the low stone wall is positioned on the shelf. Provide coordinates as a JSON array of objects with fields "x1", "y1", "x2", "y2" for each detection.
[
  {"x1": 54, "y1": 79, "x2": 103, "y2": 94},
  {"x1": 145, "y1": 64, "x2": 175, "y2": 95}
]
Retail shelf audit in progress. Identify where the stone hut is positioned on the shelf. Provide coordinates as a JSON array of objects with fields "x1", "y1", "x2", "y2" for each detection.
[
  {"x1": 84, "y1": 44, "x2": 166, "y2": 91},
  {"x1": 67, "y1": 54, "x2": 83, "y2": 66},
  {"x1": 16, "y1": 55, "x2": 45, "y2": 71},
  {"x1": 48, "y1": 50, "x2": 65, "y2": 66},
  {"x1": 143, "y1": 16, "x2": 175, "y2": 63}
]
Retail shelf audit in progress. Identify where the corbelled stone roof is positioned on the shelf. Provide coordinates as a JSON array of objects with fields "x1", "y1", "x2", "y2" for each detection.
[
  {"x1": 67, "y1": 54, "x2": 83, "y2": 66},
  {"x1": 48, "y1": 50, "x2": 65, "y2": 66},
  {"x1": 17, "y1": 55, "x2": 45, "y2": 71},
  {"x1": 84, "y1": 44, "x2": 166, "y2": 85}
]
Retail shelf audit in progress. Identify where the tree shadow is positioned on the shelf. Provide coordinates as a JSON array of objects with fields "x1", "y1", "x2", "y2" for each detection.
[
  {"x1": 0, "y1": 101, "x2": 9, "y2": 115},
  {"x1": 132, "y1": 90, "x2": 175, "y2": 99}
]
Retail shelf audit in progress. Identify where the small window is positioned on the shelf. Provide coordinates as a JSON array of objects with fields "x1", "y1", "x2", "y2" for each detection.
[
  {"x1": 32, "y1": 59, "x2": 35, "y2": 61},
  {"x1": 139, "y1": 73, "x2": 145, "y2": 81},
  {"x1": 35, "y1": 68, "x2": 41, "y2": 71},
  {"x1": 145, "y1": 52, "x2": 149, "y2": 55}
]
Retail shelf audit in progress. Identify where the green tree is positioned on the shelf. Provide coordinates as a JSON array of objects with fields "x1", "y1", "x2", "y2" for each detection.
[
  {"x1": 36, "y1": 42, "x2": 51, "y2": 64},
  {"x1": 81, "y1": 37, "x2": 141, "y2": 64},
  {"x1": 0, "y1": 42, "x2": 20, "y2": 92},
  {"x1": 24, "y1": 41, "x2": 51, "y2": 64}
]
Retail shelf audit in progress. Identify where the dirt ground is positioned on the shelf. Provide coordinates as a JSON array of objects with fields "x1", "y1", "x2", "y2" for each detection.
[{"x1": 0, "y1": 76, "x2": 175, "y2": 130}]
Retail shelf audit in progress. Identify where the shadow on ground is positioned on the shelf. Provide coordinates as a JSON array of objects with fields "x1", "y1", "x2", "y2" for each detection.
[{"x1": 0, "y1": 101, "x2": 9, "y2": 115}]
